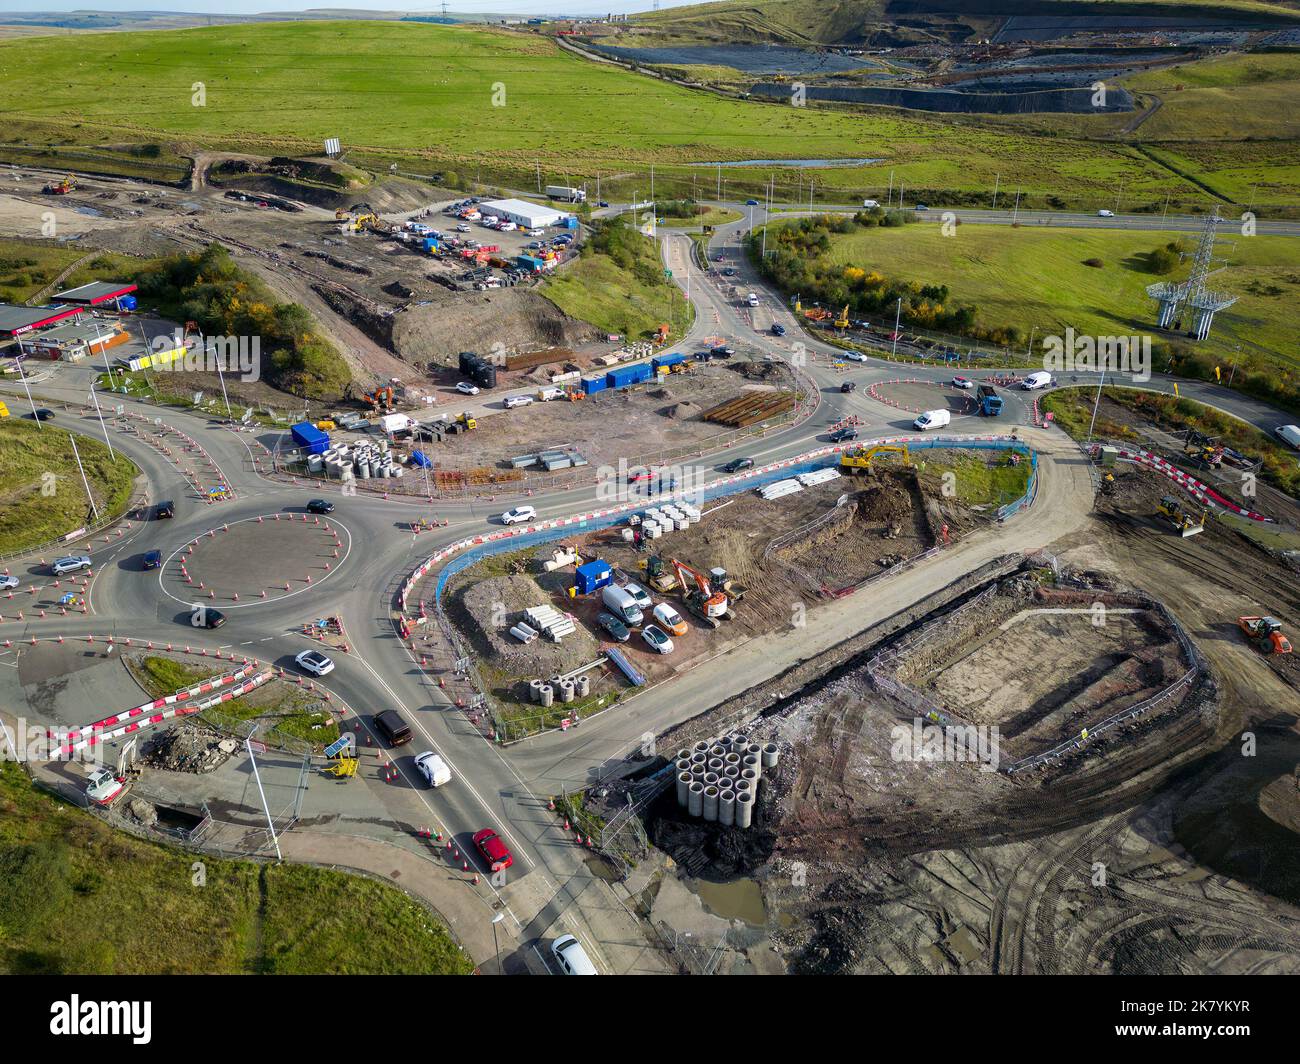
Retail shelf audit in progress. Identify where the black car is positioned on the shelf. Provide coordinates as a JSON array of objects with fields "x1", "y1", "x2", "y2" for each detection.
[
  {"x1": 723, "y1": 457, "x2": 755, "y2": 474},
  {"x1": 29, "y1": 408, "x2": 55, "y2": 421},
  {"x1": 721, "y1": 267, "x2": 738, "y2": 277},
  {"x1": 771, "y1": 322, "x2": 786, "y2": 336},
  {"x1": 710, "y1": 345, "x2": 735, "y2": 359},
  {"x1": 154, "y1": 500, "x2": 175, "y2": 520},
  {"x1": 829, "y1": 427, "x2": 859, "y2": 443},
  {"x1": 374, "y1": 709, "x2": 413, "y2": 746},
  {"x1": 142, "y1": 550, "x2": 163, "y2": 570},
  {"x1": 596, "y1": 612, "x2": 630, "y2": 643},
  {"x1": 840, "y1": 381, "x2": 857, "y2": 394},
  {"x1": 597, "y1": 200, "x2": 609, "y2": 208},
  {"x1": 306, "y1": 498, "x2": 335, "y2": 515},
  {"x1": 201, "y1": 609, "x2": 227, "y2": 630}
]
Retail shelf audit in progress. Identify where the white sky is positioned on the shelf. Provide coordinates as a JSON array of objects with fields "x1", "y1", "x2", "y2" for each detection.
[{"x1": 0, "y1": 2, "x2": 711, "y2": 15}]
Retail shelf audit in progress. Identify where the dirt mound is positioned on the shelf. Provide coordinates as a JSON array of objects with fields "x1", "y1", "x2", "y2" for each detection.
[
  {"x1": 392, "y1": 289, "x2": 599, "y2": 368},
  {"x1": 856, "y1": 479, "x2": 913, "y2": 523},
  {"x1": 207, "y1": 156, "x2": 443, "y2": 212},
  {"x1": 661, "y1": 400, "x2": 697, "y2": 419},
  {"x1": 141, "y1": 722, "x2": 237, "y2": 774}
]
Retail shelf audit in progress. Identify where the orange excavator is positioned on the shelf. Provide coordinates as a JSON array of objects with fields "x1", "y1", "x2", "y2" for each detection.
[
  {"x1": 670, "y1": 558, "x2": 730, "y2": 628},
  {"x1": 364, "y1": 385, "x2": 395, "y2": 413}
]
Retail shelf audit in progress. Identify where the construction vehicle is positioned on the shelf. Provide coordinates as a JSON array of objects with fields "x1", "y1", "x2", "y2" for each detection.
[
  {"x1": 43, "y1": 174, "x2": 77, "y2": 195},
  {"x1": 833, "y1": 305, "x2": 851, "y2": 330},
  {"x1": 1238, "y1": 616, "x2": 1293, "y2": 655},
  {"x1": 804, "y1": 306, "x2": 831, "y2": 323},
  {"x1": 841, "y1": 443, "x2": 911, "y2": 474},
  {"x1": 1156, "y1": 494, "x2": 1206, "y2": 537},
  {"x1": 708, "y1": 566, "x2": 748, "y2": 604},
  {"x1": 363, "y1": 385, "x2": 395, "y2": 413},
  {"x1": 455, "y1": 412, "x2": 477, "y2": 430},
  {"x1": 654, "y1": 323, "x2": 670, "y2": 345},
  {"x1": 639, "y1": 555, "x2": 678, "y2": 594},
  {"x1": 670, "y1": 558, "x2": 730, "y2": 628}
]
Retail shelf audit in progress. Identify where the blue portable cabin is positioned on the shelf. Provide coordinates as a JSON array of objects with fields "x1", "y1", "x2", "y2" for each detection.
[
  {"x1": 565, "y1": 215, "x2": 579, "y2": 230},
  {"x1": 582, "y1": 375, "x2": 607, "y2": 395},
  {"x1": 574, "y1": 559, "x2": 613, "y2": 595},
  {"x1": 290, "y1": 421, "x2": 329, "y2": 455},
  {"x1": 410, "y1": 449, "x2": 432, "y2": 469},
  {"x1": 652, "y1": 352, "x2": 685, "y2": 372},
  {"x1": 422, "y1": 237, "x2": 439, "y2": 253},
  {"x1": 607, "y1": 362, "x2": 653, "y2": 389}
]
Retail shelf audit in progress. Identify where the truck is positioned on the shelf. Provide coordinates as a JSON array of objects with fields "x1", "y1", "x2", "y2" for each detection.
[
  {"x1": 976, "y1": 384, "x2": 1003, "y2": 416},
  {"x1": 546, "y1": 185, "x2": 586, "y2": 203},
  {"x1": 290, "y1": 421, "x2": 329, "y2": 454}
]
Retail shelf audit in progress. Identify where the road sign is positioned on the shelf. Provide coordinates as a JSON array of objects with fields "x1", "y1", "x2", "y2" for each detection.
[{"x1": 248, "y1": 739, "x2": 267, "y2": 754}]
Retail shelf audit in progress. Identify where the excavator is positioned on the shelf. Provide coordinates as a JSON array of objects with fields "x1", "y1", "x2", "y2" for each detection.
[
  {"x1": 841, "y1": 442, "x2": 910, "y2": 475},
  {"x1": 670, "y1": 558, "x2": 730, "y2": 628},
  {"x1": 363, "y1": 385, "x2": 395, "y2": 413},
  {"x1": 43, "y1": 174, "x2": 77, "y2": 195},
  {"x1": 1238, "y1": 616, "x2": 1293, "y2": 655},
  {"x1": 833, "y1": 304, "x2": 851, "y2": 330}
]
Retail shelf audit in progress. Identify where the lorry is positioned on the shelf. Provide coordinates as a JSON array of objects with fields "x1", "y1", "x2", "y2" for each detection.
[
  {"x1": 913, "y1": 409, "x2": 951, "y2": 431},
  {"x1": 976, "y1": 384, "x2": 1003, "y2": 416},
  {"x1": 546, "y1": 185, "x2": 586, "y2": 203}
]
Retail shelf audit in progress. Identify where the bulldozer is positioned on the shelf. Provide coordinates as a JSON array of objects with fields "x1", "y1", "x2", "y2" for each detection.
[
  {"x1": 456, "y1": 412, "x2": 477, "y2": 430},
  {"x1": 639, "y1": 555, "x2": 678, "y2": 594},
  {"x1": 670, "y1": 558, "x2": 731, "y2": 628},
  {"x1": 1156, "y1": 495, "x2": 1205, "y2": 537},
  {"x1": 1238, "y1": 616, "x2": 1293, "y2": 655}
]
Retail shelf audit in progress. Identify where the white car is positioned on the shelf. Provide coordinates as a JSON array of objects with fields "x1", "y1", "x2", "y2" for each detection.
[
  {"x1": 1275, "y1": 424, "x2": 1300, "y2": 451},
  {"x1": 504, "y1": 394, "x2": 534, "y2": 409},
  {"x1": 455, "y1": 381, "x2": 480, "y2": 396},
  {"x1": 552, "y1": 933, "x2": 597, "y2": 975},
  {"x1": 0, "y1": 574, "x2": 19, "y2": 591},
  {"x1": 951, "y1": 376, "x2": 973, "y2": 389},
  {"x1": 294, "y1": 649, "x2": 335, "y2": 677},
  {"x1": 843, "y1": 350, "x2": 870, "y2": 363},
  {"x1": 85, "y1": 767, "x2": 125, "y2": 806},
  {"x1": 51, "y1": 555, "x2": 92, "y2": 576},
  {"x1": 455, "y1": 223, "x2": 471, "y2": 232},
  {"x1": 500, "y1": 505, "x2": 537, "y2": 525},
  {"x1": 414, "y1": 751, "x2": 452, "y2": 788},
  {"x1": 624, "y1": 582, "x2": 653, "y2": 611},
  {"x1": 641, "y1": 624, "x2": 674, "y2": 655}
]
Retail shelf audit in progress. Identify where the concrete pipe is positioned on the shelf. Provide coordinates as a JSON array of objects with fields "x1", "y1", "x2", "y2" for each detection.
[
  {"x1": 677, "y1": 748, "x2": 692, "y2": 762},
  {"x1": 675, "y1": 758, "x2": 692, "y2": 775},
  {"x1": 676, "y1": 773, "x2": 691, "y2": 807},
  {"x1": 704, "y1": 772, "x2": 719, "y2": 787},
  {"x1": 538, "y1": 684, "x2": 554, "y2": 707},
  {"x1": 691, "y1": 751, "x2": 707, "y2": 765},
  {"x1": 558, "y1": 680, "x2": 575, "y2": 704},
  {"x1": 762, "y1": 743, "x2": 780, "y2": 769},
  {"x1": 575, "y1": 674, "x2": 590, "y2": 698},
  {"x1": 723, "y1": 764, "x2": 740, "y2": 779},
  {"x1": 703, "y1": 786, "x2": 719, "y2": 822},
  {"x1": 730, "y1": 733, "x2": 748, "y2": 750},
  {"x1": 743, "y1": 754, "x2": 761, "y2": 780},
  {"x1": 719, "y1": 790, "x2": 736, "y2": 827},
  {"x1": 735, "y1": 778, "x2": 752, "y2": 794},
  {"x1": 724, "y1": 752, "x2": 741, "y2": 767},
  {"x1": 688, "y1": 782, "x2": 704, "y2": 818},
  {"x1": 740, "y1": 768, "x2": 758, "y2": 789},
  {"x1": 736, "y1": 791, "x2": 753, "y2": 829},
  {"x1": 528, "y1": 679, "x2": 544, "y2": 703},
  {"x1": 694, "y1": 740, "x2": 709, "y2": 754},
  {"x1": 746, "y1": 742, "x2": 763, "y2": 762},
  {"x1": 718, "y1": 735, "x2": 733, "y2": 751},
  {"x1": 710, "y1": 745, "x2": 726, "y2": 758},
  {"x1": 708, "y1": 758, "x2": 724, "y2": 773}
]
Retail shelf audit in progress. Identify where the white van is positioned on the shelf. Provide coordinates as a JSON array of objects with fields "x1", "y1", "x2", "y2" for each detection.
[
  {"x1": 536, "y1": 385, "x2": 565, "y2": 402},
  {"x1": 862, "y1": 199, "x2": 880, "y2": 209},
  {"x1": 601, "y1": 585, "x2": 644, "y2": 626},
  {"x1": 1275, "y1": 424, "x2": 1300, "y2": 451},
  {"x1": 913, "y1": 409, "x2": 950, "y2": 431},
  {"x1": 1097, "y1": 209, "x2": 1115, "y2": 218},
  {"x1": 1022, "y1": 371, "x2": 1054, "y2": 390}
]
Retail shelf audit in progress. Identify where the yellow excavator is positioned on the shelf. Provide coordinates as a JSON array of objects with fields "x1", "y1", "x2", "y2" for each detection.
[
  {"x1": 841, "y1": 443, "x2": 911, "y2": 474},
  {"x1": 833, "y1": 305, "x2": 851, "y2": 330}
]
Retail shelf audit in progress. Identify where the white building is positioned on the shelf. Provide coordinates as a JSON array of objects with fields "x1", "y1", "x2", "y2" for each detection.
[{"x1": 478, "y1": 198, "x2": 572, "y2": 229}]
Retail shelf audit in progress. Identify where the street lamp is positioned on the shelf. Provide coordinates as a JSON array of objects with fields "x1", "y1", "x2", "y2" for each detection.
[
  {"x1": 14, "y1": 352, "x2": 41, "y2": 428},
  {"x1": 86, "y1": 386, "x2": 116, "y2": 461},
  {"x1": 491, "y1": 912, "x2": 506, "y2": 975},
  {"x1": 891, "y1": 297, "x2": 902, "y2": 359}
]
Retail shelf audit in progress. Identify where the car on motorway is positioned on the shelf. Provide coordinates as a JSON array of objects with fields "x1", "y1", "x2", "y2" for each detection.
[
  {"x1": 653, "y1": 602, "x2": 688, "y2": 636},
  {"x1": 503, "y1": 394, "x2": 534, "y2": 409},
  {"x1": 842, "y1": 350, "x2": 869, "y2": 363},
  {"x1": 455, "y1": 381, "x2": 480, "y2": 396},
  {"x1": 1098, "y1": 209, "x2": 1115, "y2": 218},
  {"x1": 1275, "y1": 424, "x2": 1300, "y2": 451},
  {"x1": 551, "y1": 934, "x2": 597, "y2": 975},
  {"x1": 306, "y1": 498, "x2": 335, "y2": 514},
  {"x1": 840, "y1": 381, "x2": 857, "y2": 393},
  {"x1": 294, "y1": 649, "x2": 335, "y2": 677},
  {"x1": 500, "y1": 505, "x2": 537, "y2": 525},
  {"x1": 414, "y1": 751, "x2": 452, "y2": 788},
  {"x1": 641, "y1": 624, "x2": 674, "y2": 655},
  {"x1": 197, "y1": 608, "x2": 227, "y2": 630},
  {"x1": 723, "y1": 456, "x2": 754, "y2": 474},
  {"x1": 0, "y1": 574, "x2": 19, "y2": 591},
  {"x1": 746, "y1": 198, "x2": 759, "y2": 206},
  {"x1": 714, "y1": 253, "x2": 726, "y2": 262},
  {"x1": 771, "y1": 322, "x2": 786, "y2": 336},
  {"x1": 473, "y1": 827, "x2": 513, "y2": 871},
  {"x1": 862, "y1": 199, "x2": 880, "y2": 209},
  {"x1": 951, "y1": 376, "x2": 973, "y2": 389},
  {"x1": 142, "y1": 550, "x2": 163, "y2": 571},
  {"x1": 51, "y1": 555, "x2": 91, "y2": 576},
  {"x1": 829, "y1": 427, "x2": 859, "y2": 444},
  {"x1": 374, "y1": 709, "x2": 413, "y2": 747},
  {"x1": 596, "y1": 612, "x2": 630, "y2": 643},
  {"x1": 722, "y1": 267, "x2": 738, "y2": 277},
  {"x1": 914, "y1": 204, "x2": 930, "y2": 211},
  {"x1": 598, "y1": 200, "x2": 609, "y2": 208}
]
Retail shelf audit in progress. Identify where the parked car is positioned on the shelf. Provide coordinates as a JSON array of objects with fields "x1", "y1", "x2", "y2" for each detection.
[
  {"x1": 500, "y1": 505, "x2": 537, "y2": 525},
  {"x1": 455, "y1": 223, "x2": 471, "y2": 232},
  {"x1": 374, "y1": 709, "x2": 413, "y2": 747},
  {"x1": 473, "y1": 827, "x2": 513, "y2": 871},
  {"x1": 641, "y1": 624, "x2": 674, "y2": 655},
  {"x1": 142, "y1": 550, "x2": 163, "y2": 571},
  {"x1": 306, "y1": 498, "x2": 335, "y2": 514},
  {"x1": 51, "y1": 555, "x2": 91, "y2": 576},
  {"x1": 414, "y1": 751, "x2": 452, "y2": 788},
  {"x1": 829, "y1": 427, "x2": 859, "y2": 443},
  {"x1": 951, "y1": 376, "x2": 973, "y2": 389},
  {"x1": 455, "y1": 381, "x2": 480, "y2": 396},
  {"x1": 294, "y1": 649, "x2": 335, "y2": 677},
  {"x1": 771, "y1": 322, "x2": 786, "y2": 336},
  {"x1": 0, "y1": 574, "x2": 19, "y2": 590},
  {"x1": 596, "y1": 612, "x2": 630, "y2": 643},
  {"x1": 653, "y1": 602, "x2": 688, "y2": 637},
  {"x1": 504, "y1": 395, "x2": 534, "y2": 409},
  {"x1": 623, "y1": 582, "x2": 653, "y2": 612},
  {"x1": 723, "y1": 457, "x2": 754, "y2": 474},
  {"x1": 551, "y1": 934, "x2": 597, "y2": 975}
]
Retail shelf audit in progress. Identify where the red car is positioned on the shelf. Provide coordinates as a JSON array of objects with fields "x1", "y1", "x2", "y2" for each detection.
[{"x1": 473, "y1": 828, "x2": 513, "y2": 871}]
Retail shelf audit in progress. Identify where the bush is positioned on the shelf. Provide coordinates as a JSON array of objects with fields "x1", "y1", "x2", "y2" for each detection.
[{"x1": 1083, "y1": 258, "x2": 1104, "y2": 268}]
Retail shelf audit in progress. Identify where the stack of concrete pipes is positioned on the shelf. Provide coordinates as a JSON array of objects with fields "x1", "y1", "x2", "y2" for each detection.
[
  {"x1": 315, "y1": 440, "x2": 406, "y2": 480},
  {"x1": 529, "y1": 673, "x2": 591, "y2": 707},
  {"x1": 673, "y1": 733, "x2": 780, "y2": 830}
]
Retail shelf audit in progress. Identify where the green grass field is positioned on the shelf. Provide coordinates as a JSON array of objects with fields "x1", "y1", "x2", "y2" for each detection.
[
  {"x1": 0, "y1": 761, "x2": 472, "y2": 974},
  {"x1": 0, "y1": 241, "x2": 154, "y2": 305},
  {"x1": 0, "y1": 19, "x2": 1280, "y2": 209},
  {"x1": 0, "y1": 418, "x2": 139, "y2": 554},
  {"x1": 816, "y1": 221, "x2": 1300, "y2": 375}
]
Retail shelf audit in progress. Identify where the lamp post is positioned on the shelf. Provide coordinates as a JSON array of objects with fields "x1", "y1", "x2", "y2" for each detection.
[{"x1": 491, "y1": 912, "x2": 506, "y2": 975}]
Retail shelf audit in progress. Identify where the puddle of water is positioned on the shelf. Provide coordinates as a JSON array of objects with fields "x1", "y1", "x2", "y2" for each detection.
[
  {"x1": 691, "y1": 158, "x2": 882, "y2": 169},
  {"x1": 688, "y1": 877, "x2": 767, "y2": 926},
  {"x1": 74, "y1": 206, "x2": 104, "y2": 217}
]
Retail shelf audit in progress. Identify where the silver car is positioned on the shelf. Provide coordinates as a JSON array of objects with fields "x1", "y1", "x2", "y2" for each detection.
[
  {"x1": 52, "y1": 555, "x2": 92, "y2": 576},
  {"x1": 0, "y1": 574, "x2": 19, "y2": 591}
]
